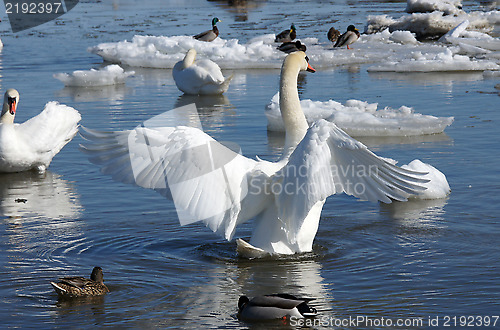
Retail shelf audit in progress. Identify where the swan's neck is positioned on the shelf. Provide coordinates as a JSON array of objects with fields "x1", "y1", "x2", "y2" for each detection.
[
  {"x1": 280, "y1": 63, "x2": 308, "y2": 154},
  {"x1": 182, "y1": 51, "x2": 196, "y2": 69},
  {"x1": 1, "y1": 103, "x2": 14, "y2": 124}
]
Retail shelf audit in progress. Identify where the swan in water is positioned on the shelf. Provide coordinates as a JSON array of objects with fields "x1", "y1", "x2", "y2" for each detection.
[
  {"x1": 81, "y1": 52, "x2": 447, "y2": 258},
  {"x1": 173, "y1": 48, "x2": 233, "y2": 95},
  {"x1": 0, "y1": 89, "x2": 81, "y2": 173}
]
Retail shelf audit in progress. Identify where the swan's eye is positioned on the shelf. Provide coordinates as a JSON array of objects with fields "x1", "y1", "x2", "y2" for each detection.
[{"x1": 305, "y1": 56, "x2": 310, "y2": 62}]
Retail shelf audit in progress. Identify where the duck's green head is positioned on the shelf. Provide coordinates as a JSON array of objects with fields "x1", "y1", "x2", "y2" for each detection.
[
  {"x1": 212, "y1": 17, "x2": 221, "y2": 26},
  {"x1": 291, "y1": 24, "x2": 296, "y2": 32}
]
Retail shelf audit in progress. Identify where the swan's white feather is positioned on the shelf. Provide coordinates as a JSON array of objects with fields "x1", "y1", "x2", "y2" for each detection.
[
  {"x1": 274, "y1": 119, "x2": 429, "y2": 243},
  {"x1": 81, "y1": 125, "x2": 264, "y2": 240}
]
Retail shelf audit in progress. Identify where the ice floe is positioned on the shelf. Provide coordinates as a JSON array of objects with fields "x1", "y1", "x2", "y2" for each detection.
[
  {"x1": 265, "y1": 93, "x2": 454, "y2": 136},
  {"x1": 406, "y1": 0, "x2": 463, "y2": 16},
  {"x1": 366, "y1": 9, "x2": 500, "y2": 40},
  {"x1": 367, "y1": 48, "x2": 499, "y2": 72},
  {"x1": 53, "y1": 64, "x2": 134, "y2": 87},
  {"x1": 88, "y1": 31, "x2": 446, "y2": 70},
  {"x1": 402, "y1": 159, "x2": 451, "y2": 199}
]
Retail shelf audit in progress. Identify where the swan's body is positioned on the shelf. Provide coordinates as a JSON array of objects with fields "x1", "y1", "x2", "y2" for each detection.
[
  {"x1": 0, "y1": 89, "x2": 81, "y2": 173},
  {"x1": 275, "y1": 24, "x2": 297, "y2": 43},
  {"x1": 278, "y1": 41, "x2": 307, "y2": 54},
  {"x1": 238, "y1": 294, "x2": 317, "y2": 321},
  {"x1": 334, "y1": 25, "x2": 360, "y2": 49},
  {"x1": 172, "y1": 49, "x2": 232, "y2": 95},
  {"x1": 81, "y1": 52, "x2": 444, "y2": 258},
  {"x1": 193, "y1": 17, "x2": 220, "y2": 42},
  {"x1": 50, "y1": 267, "x2": 109, "y2": 298}
]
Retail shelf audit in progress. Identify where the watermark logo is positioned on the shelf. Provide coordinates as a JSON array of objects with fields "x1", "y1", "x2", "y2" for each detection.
[
  {"x1": 127, "y1": 103, "x2": 247, "y2": 226},
  {"x1": 4, "y1": 0, "x2": 79, "y2": 32}
]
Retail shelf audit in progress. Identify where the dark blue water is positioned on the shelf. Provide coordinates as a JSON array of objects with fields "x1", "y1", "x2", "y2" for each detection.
[{"x1": 0, "y1": 0, "x2": 499, "y2": 328}]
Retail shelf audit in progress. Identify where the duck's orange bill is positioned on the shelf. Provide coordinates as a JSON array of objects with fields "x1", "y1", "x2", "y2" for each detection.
[{"x1": 307, "y1": 63, "x2": 316, "y2": 73}]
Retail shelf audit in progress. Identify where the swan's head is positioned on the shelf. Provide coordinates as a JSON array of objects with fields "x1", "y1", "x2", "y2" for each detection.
[
  {"x1": 1, "y1": 89, "x2": 19, "y2": 124},
  {"x1": 212, "y1": 17, "x2": 221, "y2": 26},
  {"x1": 283, "y1": 51, "x2": 315, "y2": 73}
]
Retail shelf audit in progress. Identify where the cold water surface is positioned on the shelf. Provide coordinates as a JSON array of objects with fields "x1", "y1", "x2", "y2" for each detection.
[{"x1": 0, "y1": 0, "x2": 499, "y2": 328}]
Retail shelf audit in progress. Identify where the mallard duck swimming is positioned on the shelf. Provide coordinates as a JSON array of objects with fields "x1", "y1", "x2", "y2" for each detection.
[
  {"x1": 238, "y1": 294, "x2": 317, "y2": 321},
  {"x1": 327, "y1": 26, "x2": 341, "y2": 42},
  {"x1": 277, "y1": 40, "x2": 306, "y2": 54},
  {"x1": 275, "y1": 24, "x2": 296, "y2": 43},
  {"x1": 194, "y1": 17, "x2": 221, "y2": 42},
  {"x1": 334, "y1": 25, "x2": 360, "y2": 49},
  {"x1": 50, "y1": 267, "x2": 109, "y2": 298}
]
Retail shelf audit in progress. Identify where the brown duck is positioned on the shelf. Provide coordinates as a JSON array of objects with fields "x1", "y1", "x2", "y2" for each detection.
[{"x1": 50, "y1": 266, "x2": 109, "y2": 298}]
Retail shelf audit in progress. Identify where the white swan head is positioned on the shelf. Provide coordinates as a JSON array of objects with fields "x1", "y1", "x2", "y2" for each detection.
[
  {"x1": 282, "y1": 51, "x2": 315, "y2": 74},
  {"x1": 1, "y1": 89, "x2": 19, "y2": 124},
  {"x1": 182, "y1": 48, "x2": 197, "y2": 69}
]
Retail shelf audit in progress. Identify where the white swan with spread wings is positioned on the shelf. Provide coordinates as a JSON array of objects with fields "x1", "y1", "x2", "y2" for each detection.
[{"x1": 81, "y1": 52, "x2": 449, "y2": 258}]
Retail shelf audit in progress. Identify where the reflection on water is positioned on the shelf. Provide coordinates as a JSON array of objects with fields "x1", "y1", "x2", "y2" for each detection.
[
  {"x1": 268, "y1": 128, "x2": 453, "y2": 155},
  {"x1": 380, "y1": 198, "x2": 448, "y2": 230},
  {"x1": 55, "y1": 85, "x2": 130, "y2": 103},
  {"x1": 175, "y1": 254, "x2": 332, "y2": 328},
  {"x1": 0, "y1": 171, "x2": 82, "y2": 219},
  {"x1": 368, "y1": 71, "x2": 485, "y2": 85},
  {"x1": 207, "y1": 0, "x2": 267, "y2": 21},
  {"x1": 357, "y1": 133, "x2": 453, "y2": 148},
  {"x1": 174, "y1": 93, "x2": 236, "y2": 132}
]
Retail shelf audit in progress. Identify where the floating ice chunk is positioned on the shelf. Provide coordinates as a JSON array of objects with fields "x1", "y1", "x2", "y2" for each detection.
[
  {"x1": 366, "y1": 10, "x2": 499, "y2": 40},
  {"x1": 438, "y1": 20, "x2": 469, "y2": 42},
  {"x1": 89, "y1": 31, "x2": 450, "y2": 70},
  {"x1": 406, "y1": 0, "x2": 463, "y2": 16},
  {"x1": 439, "y1": 20, "x2": 500, "y2": 59},
  {"x1": 89, "y1": 35, "x2": 287, "y2": 69},
  {"x1": 266, "y1": 93, "x2": 453, "y2": 136},
  {"x1": 367, "y1": 48, "x2": 499, "y2": 72},
  {"x1": 484, "y1": 70, "x2": 500, "y2": 77},
  {"x1": 389, "y1": 30, "x2": 419, "y2": 44},
  {"x1": 402, "y1": 159, "x2": 451, "y2": 199},
  {"x1": 54, "y1": 65, "x2": 134, "y2": 87}
]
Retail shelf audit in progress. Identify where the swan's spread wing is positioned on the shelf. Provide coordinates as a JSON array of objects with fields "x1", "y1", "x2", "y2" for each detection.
[
  {"x1": 80, "y1": 125, "x2": 260, "y2": 240},
  {"x1": 16, "y1": 102, "x2": 81, "y2": 157},
  {"x1": 275, "y1": 119, "x2": 428, "y2": 241}
]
